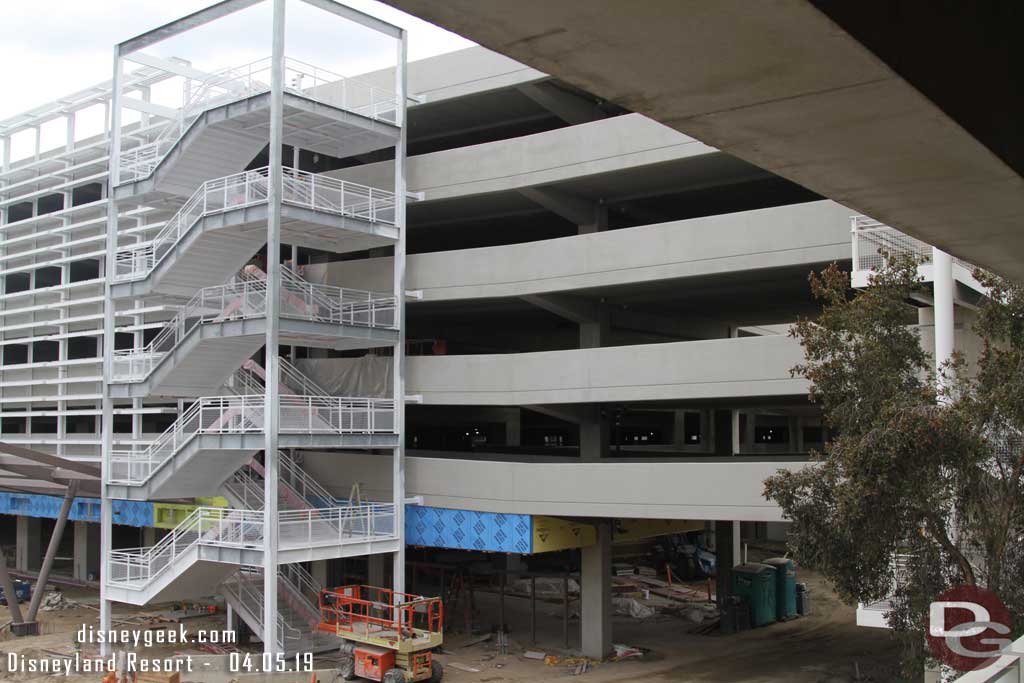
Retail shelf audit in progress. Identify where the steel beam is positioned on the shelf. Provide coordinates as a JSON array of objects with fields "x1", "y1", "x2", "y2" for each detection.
[
  {"x1": 262, "y1": 0, "x2": 286, "y2": 658},
  {"x1": 392, "y1": 28, "x2": 409, "y2": 599},
  {"x1": 299, "y1": 0, "x2": 402, "y2": 38},
  {"x1": 118, "y1": 0, "x2": 264, "y2": 55},
  {"x1": 25, "y1": 482, "x2": 77, "y2": 621}
]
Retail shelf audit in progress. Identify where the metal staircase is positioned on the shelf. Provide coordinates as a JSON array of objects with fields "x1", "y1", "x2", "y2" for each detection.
[
  {"x1": 220, "y1": 566, "x2": 339, "y2": 655},
  {"x1": 103, "y1": 10, "x2": 408, "y2": 659},
  {"x1": 112, "y1": 167, "x2": 399, "y2": 299},
  {"x1": 106, "y1": 386, "x2": 396, "y2": 500},
  {"x1": 114, "y1": 56, "x2": 400, "y2": 200},
  {"x1": 110, "y1": 266, "x2": 397, "y2": 398}
]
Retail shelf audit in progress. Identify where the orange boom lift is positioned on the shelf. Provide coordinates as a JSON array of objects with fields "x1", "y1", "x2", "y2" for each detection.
[{"x1": 318, "y1": 585, "x2": 444, "y2": 683}]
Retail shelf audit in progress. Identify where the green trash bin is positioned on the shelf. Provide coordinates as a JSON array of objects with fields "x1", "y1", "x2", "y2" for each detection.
[
  {"x1": 763, "y1": 557, "x2": 797, "y2": 620},
  {"x1": 730, "y1": 563, "x2": 777, "y2": 627}
]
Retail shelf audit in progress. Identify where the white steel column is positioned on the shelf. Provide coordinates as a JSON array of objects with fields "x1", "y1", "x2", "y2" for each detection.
[
  {"x1": 100, "y1": 46, "x2": 125, "y2": 655},
  {"x1": 391, "y1": 29, "x2": 409, "y2": 597},
  {"x1": 262, "y1": 0, "x2": 286, "y2": 658},
  {"x1": 933, "y1": 247, "x2": 954, "y2": 394}
]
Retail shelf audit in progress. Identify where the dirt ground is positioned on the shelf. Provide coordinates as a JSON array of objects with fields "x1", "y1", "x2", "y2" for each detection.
[
  {"x1": 0, "y1": 570, "x2": 903, "y2": 683},
  {"x1": 431, "y1": 569, "x2": 902, "y2": 683}
]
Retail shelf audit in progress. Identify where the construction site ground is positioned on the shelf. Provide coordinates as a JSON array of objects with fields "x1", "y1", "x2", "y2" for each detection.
[{"x1": 0, "y1": 568, "x2": 901, "y2": 683}]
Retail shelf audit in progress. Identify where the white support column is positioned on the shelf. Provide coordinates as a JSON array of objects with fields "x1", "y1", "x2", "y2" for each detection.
[
  {"x1": 391, "y1": 29, "x2": 409, "y2": 598},
  {"x1": 262, "y1": 0, "x2": 286, "y2": 658},
  {"x1": 99, "y1": 45, "x2": 125, "y2": 656},
  {"x1": 933, "y1": 247, "x2": 954, "y2": 396}
]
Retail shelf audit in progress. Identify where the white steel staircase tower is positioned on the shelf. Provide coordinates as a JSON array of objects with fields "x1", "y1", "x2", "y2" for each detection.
[{"x1": 100, "y1": 0, "x2": 409, "y2": 657}]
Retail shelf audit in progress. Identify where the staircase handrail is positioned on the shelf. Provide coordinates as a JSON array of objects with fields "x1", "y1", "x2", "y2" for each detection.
[
  {"x1": 108, "y1": 507, "x2": 262, "y2": 586},
  {"x1": 111, "y1": 278, "x2": 269, "y2": 383},
  {"x1": 108, "y1": 395, "x2": 265, "y2": 484},
  {"x1": 113, "y1": 167, "x2": 397, "y2": 283},
  {"x1": 116, "y1": 55, "x2": 400, "y2": 185}
]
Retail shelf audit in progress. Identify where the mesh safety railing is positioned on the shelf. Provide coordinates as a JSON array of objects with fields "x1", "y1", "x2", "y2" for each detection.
[{"x1": 852, "y1": 216, "x2": 975, "y2": 274}]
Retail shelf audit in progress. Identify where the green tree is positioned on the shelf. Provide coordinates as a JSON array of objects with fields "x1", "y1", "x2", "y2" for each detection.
[{"x1": 764, "y1": 257, "x2": 1024, "y2": 676}]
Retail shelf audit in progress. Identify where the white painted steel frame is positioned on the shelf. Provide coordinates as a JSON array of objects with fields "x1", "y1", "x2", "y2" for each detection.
[{"x1": 78, "y1": 0, "x2": 407, "y2": 655}]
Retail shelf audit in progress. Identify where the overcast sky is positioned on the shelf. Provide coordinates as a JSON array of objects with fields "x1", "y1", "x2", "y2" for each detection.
[{"x1": 0, "y1": 0, "x2": 473, "y2": 122}]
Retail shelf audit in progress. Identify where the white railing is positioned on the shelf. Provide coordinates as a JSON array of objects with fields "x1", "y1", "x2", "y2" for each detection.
[
  {"x1": 220, "y1": 568, "x2": 303, "y2": 649},
  {"x1": 851, "y1": 216, "x2": 974, "y2": 274},
  {"x1": 108, "y1": 507, "x2": 264, "y2": 586},
  {"x1": 857, "y1": 552, "x2": 915, "y2": 628},
  {"x1": 111, "y1": 278, "x2": 269, "y2": 382},
  {"x1": 107, "y1": 503, "x2": 395, "y2": 588},
  {"x1": 222, "y1": 467, "x2": 268, "y2": 510},
  {"x1": 108, "y1": 394, "x2": 395, "y2": 486},
  {"x1": 117, "y1": 56, "x2": 400, "y2": 185},
  {"x1": 225, "y1": 453, "x2": 330, "y2": 513},
  {"x1": 114, "y1": 166, "x2": 396, "y2": 282},
  {"x1": 280, "y1": 395, "x2": 395, "y2": 435},
  {"x1": 280, "y1": 451, "x2": 337, "y2": 508},
  {"x1": 279, "y1": 503, "x2": 396, "y2": 548},
  {"x1": 280, "y1": 562, "x2": 322, "y2": 609},
  {"x1": 111, "y1": 269, "x2": 395, "y2": 383},
  {"x1": 247, "y1": 265, "x2": 397, "y2": 331},
  {"x1": 108, "y1": 395, "x2": 266, "y2": 484}
]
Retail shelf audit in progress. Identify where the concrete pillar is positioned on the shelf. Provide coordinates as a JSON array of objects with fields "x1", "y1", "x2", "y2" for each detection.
[
  {"x1": 715, "y1": 521, "x2": 735, "y2": 608},
  {"x1": 311, "y1": 560, "x2": 328, "y2": 588},
  {"x1": 579, "y1": 412, "x2": 608, "y2": 461},
  {"x1": 16, "y1": 517, "x2": 41, "y2": 572},
  {"x1": 579, "y1": 316, "x2": 609, "y2": 349},
  {"x1": 788, "y1": 416, "x2": 800, "y2": 453},
  {"x1": 143, "y1": 526, "x2": 156, "y2": 546},
  {"x1": 504, "y1": 408, "x2": 521, "y2": 447},
  {"x1": 712, "y1": 410, "x2": 732, "y2": 456},
  {"x1": 73, "y1": 521, "x2": 100, "y2": 581},
  {"x1": 733, "y1": 521, "x2": 742, "y2": 565},
  {"x1": 580, "y1": 521, "x2": 612, "y2": 660},
  {"x1": 731, "y1": 410, "x2": 740, "y2": 455},
  {"x1": 672, "y1": 410, "x2": 687, "y2": 450},
  {"x1": 367, "y1": 555, "x2": 385, "y2": 587},
  {"x1": 578, "y1": 203, "x2": 608, "y2": 235}
]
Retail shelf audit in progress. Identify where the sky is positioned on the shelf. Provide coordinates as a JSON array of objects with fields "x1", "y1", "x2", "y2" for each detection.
[{"x1": 0, "y1": 0, "x2": 473, "y2": 156}]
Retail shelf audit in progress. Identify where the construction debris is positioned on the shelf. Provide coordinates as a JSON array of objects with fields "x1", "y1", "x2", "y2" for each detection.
[
  {"x1": 40, "y1": 590, "x2": 75, "y2": 611},
  {"x1": 612, "y1": 644, "x2": 645, "y2": 660},
  {"x1": 522, "y1": 650, "x2": 546, "y2": 660},
  {"x1": 448, "y1": 662, "x2": 482, "y2": 673}
]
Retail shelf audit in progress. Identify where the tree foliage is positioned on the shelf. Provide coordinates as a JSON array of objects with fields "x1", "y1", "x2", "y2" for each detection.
[{"x1": 765, "y1": 258, "x2": 1024, "y2": 676}]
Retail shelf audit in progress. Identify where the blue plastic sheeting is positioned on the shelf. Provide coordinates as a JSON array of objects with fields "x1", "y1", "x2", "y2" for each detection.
[
  {"x1": 0, "y1": 492, "x2": 153, "y2": 528},
  {"x1": 406, "y1": 505, "x2": 532, "y2": 553}
]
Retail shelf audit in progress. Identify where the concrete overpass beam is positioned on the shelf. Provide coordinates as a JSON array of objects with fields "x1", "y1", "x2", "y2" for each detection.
[{"x1": 516, "y1": 81, "x2": 608, "y2": 125}]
